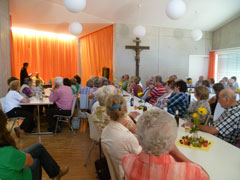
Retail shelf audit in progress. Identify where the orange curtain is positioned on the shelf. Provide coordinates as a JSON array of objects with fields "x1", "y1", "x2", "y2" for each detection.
[
  {"x1": 11, "y1": 29, "x2": 78, "y2": 83},
  {"x1": 208, "y1": 51, "x2": 216, "y2": 80},
  {"x1": 80, "y1": 25, "x2": 113, "y2": 85}
]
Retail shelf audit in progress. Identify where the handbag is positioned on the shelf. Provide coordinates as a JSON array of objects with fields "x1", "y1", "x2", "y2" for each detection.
[{"x1": 94, "y1": 139, "x2": 111, "y2": 180}]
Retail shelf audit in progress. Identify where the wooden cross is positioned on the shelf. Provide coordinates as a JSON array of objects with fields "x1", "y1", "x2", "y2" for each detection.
[{"x1": 125, "y1": 37, "x2": 150, "y2": 77}]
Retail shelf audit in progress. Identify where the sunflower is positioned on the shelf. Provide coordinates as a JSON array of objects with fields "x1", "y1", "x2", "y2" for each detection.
[
  {"x1": 119, "y1": 81, "x2": 123, "y2": 86},
  {"x1": 192, "y1": 113, "x2": 198, "y2": 119},
  {"x1": 198, "y1": 107, "x2": 207, "y2": 116},
  {"x1": 138, "y1": 92, "x2": 143, "y2": 97}
]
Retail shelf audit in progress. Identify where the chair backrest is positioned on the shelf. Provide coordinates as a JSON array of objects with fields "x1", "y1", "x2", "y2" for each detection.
[
  {"x1": 86, "y1": 112, "x2": 101, "y2": 142},
  {"x1": 71, "y1": 97, "x2": 78, "y2": 117},
  {"x1": 0, "y1": 97, "x2": 5, "y2": 111},
  {"x1": 213, "y1": 102, "x2": 225, "y2": 121},
  {"x1": 101, "y1": 144, "x2": 118, "y2": 180},
  {"x1": 79, "y1": 94, "x2": 89, "y2": 110}
]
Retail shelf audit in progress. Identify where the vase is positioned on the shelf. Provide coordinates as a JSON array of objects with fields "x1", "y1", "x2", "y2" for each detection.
[{"x1": 193, "y1": 131, "x2": 198, "y2": 139}]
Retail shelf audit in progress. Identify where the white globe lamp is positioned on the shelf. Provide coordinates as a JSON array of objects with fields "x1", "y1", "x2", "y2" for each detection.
[
  {"x1": 69, "y1": 22, "x2": 83, "y2": 35},
  {"x1": 191, "y1": 29, "x2": 203, "y2": 41},
  {"x1": 63, "y1": 0, "x2": 86, "y2": 13},
  {"x1": 133, "y1": 25, "x2": 146, "y2": 37},
  {"x1": 166, "y1": 0, "x2": 186, "y2": 20}
]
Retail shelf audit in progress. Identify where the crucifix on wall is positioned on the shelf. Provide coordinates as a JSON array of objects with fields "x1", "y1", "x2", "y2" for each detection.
[{"x1": 125, "y1": 37, "x2": 150, "y2": 77}]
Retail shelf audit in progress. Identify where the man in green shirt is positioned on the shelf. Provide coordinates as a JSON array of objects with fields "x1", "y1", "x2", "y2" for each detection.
[{"x1": 121, "y1": 74, "x2": 129, "y2": 91}]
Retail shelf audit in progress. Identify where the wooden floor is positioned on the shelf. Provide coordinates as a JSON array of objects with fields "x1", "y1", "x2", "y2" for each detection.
[{"x1": 12, "y1": 121, "x2": 99, "y2": 180}]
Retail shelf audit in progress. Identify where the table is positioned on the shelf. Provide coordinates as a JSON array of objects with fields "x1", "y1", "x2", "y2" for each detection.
[
  {"x1": 126, "y1": 91, "x2": 240, "y2": 180},
  {"x1": 177, "y1": 120, "x2": 240, "y2": 180},
  {"x1": 20, "y1": 96, "x2": 53, "y2": 135}
]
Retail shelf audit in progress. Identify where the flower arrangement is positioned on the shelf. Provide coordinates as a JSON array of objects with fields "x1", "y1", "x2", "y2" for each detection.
[
  {"x1": 137, "y1": 92, "x2": 143, "y2": 97},
  {"x1": 188, "y1": 79, "x2": 192, "y2": 83},
  {"x1": 190, "y1": 107, "x2": 207, "y2": 135}
]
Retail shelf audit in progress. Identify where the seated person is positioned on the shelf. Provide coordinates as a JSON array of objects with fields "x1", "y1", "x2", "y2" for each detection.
[
  {"x1": 121, "y1": 74, "x2": 129, "y2": 91},
  {"x1": 79, "y1": 79, "x2": 93, "y2": 95},
  {"x1": 231, "y1": 76, "x2": 239, "y2": 91},
  {"x1": 202, "y1": 80, "x2": 210, "y2": 88},
  {"x1": 209, "y1": 78, "x2": 215, "y2": 88},
  {"x1": 101, "y1": 95, "x2": 141, "y2": 178},
  {"x1": 7, "y1": 76, "x2": 19, "y2": 91},
  {"x1": 0, "y1": 109, "x2": 69, "y2": 180},
  {"x1": 167, "y1": 80, "x2": 189, "y2": 118},
  {"x1": 169, "y1": 74, "x2": 178, "y2": 82},
  {"x1": 132, "y1": 76, "x2": 143, "y2": 97},
  {"x1": 74, "y1": 75, "x2": 81, "y2": 85},
  {"x1": 32, "y1": 80, "x2": 42, "y2": 94},
  {"x1": 186, "y1": 86, "x2": 211, "y2": 125},
  {"x1": 93, "y1": 87, "x2": 138, "y2": 132},
  {"x1": 183, "y1": 88, "x2": 240, "y2": 145},
  {"x1": 122, "y1": 109, "x2": 209, "y2": 180},
  {"x1": 142, "y1": 79, "x2": 154, "y2": 101},
  {"x1": 20, "y1": 78, "x2": 36, "y2": 97},
  {"x1": 32, "y1": 72, "x2": 44, "y2": 85},
  {"x1": 46, "y1": 77, "x2": 74, "y2": 132},
  {"x1": 3, "y1": 80, "x2": 34, "y2": 137},
  {"x1": 127, "y1": 76, "x2": 135, "y2": 93},
  {"x1": 208, "y1": 83, "x2": 224, "y2": 115},
  {"x1": 147, "y1": 75, "x2": 165, "y2": 104},
  {"x1": 186, "y1": 77, "x2": 193, "y2": 88},
  {"x1": 155, "y1": 80, "x2": 175, "y2": 108},
  {"x1": 70, "y1": 78, "x2": 79, "y2": 94},
  {"x1": 195, "y1": 76, "x2": 204, "y2": 87}
]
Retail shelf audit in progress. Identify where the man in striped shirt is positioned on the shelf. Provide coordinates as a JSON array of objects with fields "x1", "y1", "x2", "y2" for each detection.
[
  {"x1": 147, "y1": 75, "x2": 165, "y2": 104},
  {"x1": 122, "y1": 109, "x2": 209, "y2": 180}
]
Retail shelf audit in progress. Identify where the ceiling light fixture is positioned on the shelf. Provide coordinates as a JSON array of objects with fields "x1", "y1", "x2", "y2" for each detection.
[
  {"x1": 69, "y1": 22, "x2": 83, "y2": 35},
  {"x1": 63, "y1": 0, "x2": 86, "y2": 13},
  {"x1": 166, "y1": 0, "x2": 186, "y2": 20}
]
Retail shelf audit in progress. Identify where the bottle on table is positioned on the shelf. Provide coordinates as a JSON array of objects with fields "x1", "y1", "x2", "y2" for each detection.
[{"x1": 175, "y1": 110, "x2": 179, "y2": 127}]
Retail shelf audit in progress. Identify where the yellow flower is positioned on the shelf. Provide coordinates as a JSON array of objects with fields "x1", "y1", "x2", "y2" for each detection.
[
  {"x1": 198, "y1": 107, "x2": 207, "y2": 116},
  {"x1": 237, "y1": 88, "x2": 240, "y2": 92},
  {"x1": 138, "y1": 92, "x2": 143, "y2": 97},
  {"x1": 189, "y1": 79, "x2": 192, "y2": 83},
  {"x1": 119, "y1": 81, "x2": 123, "y2": 86},
  {"x1": 165, "y1": 78, "x2": 169, "y2": 83},
  {"x1": 192, "y1": 113, "x2": 198, "y2": 119},
  {"x1": 114, "y1": 78, "x2": 117, "y2": 83}
]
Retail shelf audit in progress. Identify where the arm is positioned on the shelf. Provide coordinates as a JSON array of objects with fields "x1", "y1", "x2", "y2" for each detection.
[
  {"x1": 169, "y1": 145, "x2": 192, "y2": 162},
  {"x1": 24, "y1": 153, "x2": 34, "y2": 167},
  {"x1": 182, "y1": 122, "x2": 219, "y2": 135},
  {"x1": 208, "y1": 96, "x2": 216, "y2": 104},
  {"x1": 20, "y1": 97, "x2": 30, "y2": 103}
]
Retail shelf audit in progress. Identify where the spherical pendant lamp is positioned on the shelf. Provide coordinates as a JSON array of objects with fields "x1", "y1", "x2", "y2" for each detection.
[
  {"x1": 63, "y1": 0, "x2": 86, "y2": 13},
  {"x1": 166, "y1": 0, "x2": 186, "y2": 20}
]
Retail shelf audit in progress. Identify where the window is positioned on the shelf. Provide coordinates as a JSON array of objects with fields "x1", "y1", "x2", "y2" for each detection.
[{"x1": 215, "y1": 51, "x2": 240, "y2": 83}]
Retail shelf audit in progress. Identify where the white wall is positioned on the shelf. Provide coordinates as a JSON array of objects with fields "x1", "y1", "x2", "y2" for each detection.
[
  {"x1": 0, "y1": 0, "x2": 11, "y2": 97},
  {"x1": 213, "y1": 16, "x2": 240, "y2": 50},
  {"x1": 114, "y1": 24, "x2": 212, "y2": 86}
]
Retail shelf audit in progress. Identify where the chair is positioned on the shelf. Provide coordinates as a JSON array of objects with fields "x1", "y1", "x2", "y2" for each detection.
[
  {"x1": 101, "y1": 144, "x2": 118, "y2": 180},
  {"x1": 54, "y1": 97, "x2": 78, "y2": 135},
  {"x1": 84, "y1": 112, "x2": 101, "y2": 166},
  {"x1": 0, "y1": 97, "x2": 24, "y2": 132},
  {"x1": 213, "y1": 102, "x2": 225, "y2": 122}
]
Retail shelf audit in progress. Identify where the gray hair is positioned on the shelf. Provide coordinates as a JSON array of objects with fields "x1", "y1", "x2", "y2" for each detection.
[
  {"x1": 54, "y1": 77, "x2": 63, "y2": 86},
  {"x1": 220, "y1": 88, "x2": 236, "y2": 101},
  {"x1": 136, "y1": 109, "x2": 177, "y2": 156},
  {"x1": 97, "y1": 85, "x2": 117, "y2": 106}
]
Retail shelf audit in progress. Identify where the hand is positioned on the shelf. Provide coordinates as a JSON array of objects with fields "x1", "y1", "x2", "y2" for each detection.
[
  {"x1": 29, "y1": 73, "x2": 32, "y2": 76},
  {"x1": 182, "y1": 122, "x2": 194, "y2": 128},
  {"x1": 128, "y1": 112, "x2": 140, "y2": 120}
]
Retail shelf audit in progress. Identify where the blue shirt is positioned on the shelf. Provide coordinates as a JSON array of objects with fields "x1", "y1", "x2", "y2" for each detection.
[{"x1": 167, "y1": 93, "x2": 189, "y2": 118}]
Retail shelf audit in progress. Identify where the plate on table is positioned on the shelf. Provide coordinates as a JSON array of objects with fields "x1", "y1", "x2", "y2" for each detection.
[{"x1": 176, "y1": 135, "x2": 214, "y2": 152}]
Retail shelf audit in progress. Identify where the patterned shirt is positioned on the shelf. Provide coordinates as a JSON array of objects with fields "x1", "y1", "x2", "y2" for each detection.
[
  {"x1": 149, "y1": 85, "x2": 165, "y2": 104},
  {"x1": 213, "y1": 104, "x2": 240, "y2": 145},
  {"x1": 167, "y1": 93, "x2": 189, "y2": 118},
  {"x1": 80, "y1": 86, "x2": 91, "y2": 95},
  {"x1": 122, "y1": 152, "x2": 209, "y2": 180},
  {"x1": 133, "y1": 84, "x2": 143, "y2": 97}
]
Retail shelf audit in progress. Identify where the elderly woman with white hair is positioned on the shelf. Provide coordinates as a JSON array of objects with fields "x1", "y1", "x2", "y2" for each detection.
[
  {"x1": 46, "y1": 77, "x2": 74, "y2": 132},
  {"x1": 122, "y1": 109, "x2": 209, "y2": 180}
]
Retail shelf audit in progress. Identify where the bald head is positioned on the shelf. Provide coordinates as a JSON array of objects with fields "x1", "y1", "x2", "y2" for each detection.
[{"x1": 219, "y1": 88, "x2": 237, "y2": 108}]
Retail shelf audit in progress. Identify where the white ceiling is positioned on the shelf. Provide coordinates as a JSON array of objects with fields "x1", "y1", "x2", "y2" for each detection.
[{"x1": 10, "y1": 0, "x2": 240, "y2": 37}]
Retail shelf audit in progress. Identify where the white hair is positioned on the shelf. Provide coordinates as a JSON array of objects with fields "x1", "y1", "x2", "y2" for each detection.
[
  {"x1": 54, "y1": 77, "x2": 63, "y2": 86},
  {"x1": 136, "y1": 109, "x2": 177, "y2": 156},
  {"x1": 97, "y1": 85, "x2": 117, "y2": 106}
]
